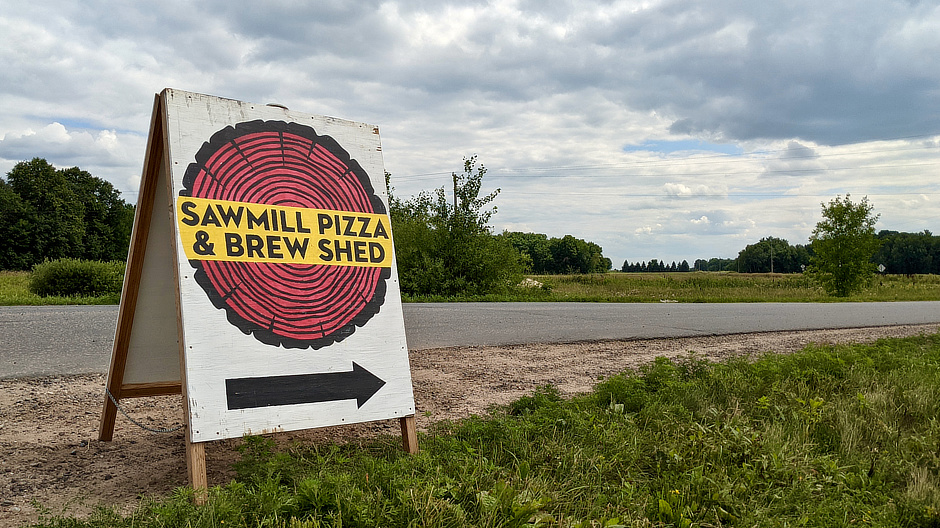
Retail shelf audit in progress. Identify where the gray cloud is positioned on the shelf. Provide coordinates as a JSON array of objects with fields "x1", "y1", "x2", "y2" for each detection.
[
  {"x1": 1, "y1": 0, "x2": 938, "y2": 264},
  {"x1": 12, "y1": 0, "x2": 937, "y2": 145}
]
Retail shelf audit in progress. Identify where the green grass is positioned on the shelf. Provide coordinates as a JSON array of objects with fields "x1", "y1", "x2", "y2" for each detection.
[
  {"x1": 525, "y1": 272, "x2": 940, "y2": 303},
  {"x1": 4, "y1": 269, "x2": 940, "y2": 305},
  {"x1": 0, "y1": 271, "x2": 120, "y2": 305},
  {"x1": 31, "y1": 332, "x2": 940, "y2": 527},
  {"x1": 400, "y1": 272, "x2": 940, "y2": 302}
]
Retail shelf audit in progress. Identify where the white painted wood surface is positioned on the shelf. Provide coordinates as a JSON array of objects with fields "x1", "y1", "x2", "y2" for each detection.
[{"x1": 160, "y1": 89, "x2": 415, "y2": 442}]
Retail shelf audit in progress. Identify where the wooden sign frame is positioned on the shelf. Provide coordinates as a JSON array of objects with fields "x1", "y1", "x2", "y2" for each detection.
[{"x1": 100, "y1": 89, "x2": 418, "y2": 498}]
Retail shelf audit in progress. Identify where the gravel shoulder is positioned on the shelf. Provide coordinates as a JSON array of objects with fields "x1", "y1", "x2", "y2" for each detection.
[{"x1": 2, "y1": 324, "x2": 938, "y2": 527}]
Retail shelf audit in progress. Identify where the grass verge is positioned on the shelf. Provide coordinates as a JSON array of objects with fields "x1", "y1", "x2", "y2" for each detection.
[
  {"x1": 32, "y1": 332, "x2": 940, "y2": 527},
  {"x1": 4, "y1": 270, "x2": 940, "y2": 305},
  {"x1": 0, "y1": 271, "x2": 120, "y2": 305},
  {"x1": 522, "y1": 272, "x2": 940, "y2": 303}
]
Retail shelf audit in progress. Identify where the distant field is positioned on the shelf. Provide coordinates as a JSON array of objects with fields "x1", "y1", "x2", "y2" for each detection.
[
  {"x1": 530, "y1": 272, "x2": 940, "y2": 303},
  {"x1": 4, "y1": 269, "x2": 940, "y2": 305}
]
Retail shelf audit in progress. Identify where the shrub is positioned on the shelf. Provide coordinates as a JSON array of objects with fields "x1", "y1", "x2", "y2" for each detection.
[
  {"x1": 390, "y1": 156, "x2": 526, "y2": 298},
  {"x1": 28, "y1": 258, "x2": 125, "y2": 297}
]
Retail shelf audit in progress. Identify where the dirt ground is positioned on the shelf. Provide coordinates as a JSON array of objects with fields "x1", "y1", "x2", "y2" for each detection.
[{"x1": 2, "y1": 324, "x2": 938, "y2": 527}]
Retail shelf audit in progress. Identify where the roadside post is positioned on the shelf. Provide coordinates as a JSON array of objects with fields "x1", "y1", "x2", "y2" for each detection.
[{"x1": 99, "y1": 89, "x2": 417, "y2": 500}]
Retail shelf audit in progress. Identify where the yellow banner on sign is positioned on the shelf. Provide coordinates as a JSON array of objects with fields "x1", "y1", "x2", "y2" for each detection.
[{"x1": 176, "y1": 196, "x2": 393, "y2": 267}]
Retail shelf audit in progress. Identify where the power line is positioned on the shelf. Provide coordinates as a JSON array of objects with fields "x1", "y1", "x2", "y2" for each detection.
[
  {"x1": 394, "y1": 157, "x2": 940, "y2": 182},
  {"x1": 502, "y1": 191, "x2": 940, "y2": 197},
  {"x1": 390, "y1": 133, "x2": 940, "y2": 182}
]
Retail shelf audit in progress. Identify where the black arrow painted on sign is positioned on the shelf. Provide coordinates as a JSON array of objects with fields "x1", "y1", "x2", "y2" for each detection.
[{"x1": 225, "y1": 362, "x2": 386, "y2": 410}]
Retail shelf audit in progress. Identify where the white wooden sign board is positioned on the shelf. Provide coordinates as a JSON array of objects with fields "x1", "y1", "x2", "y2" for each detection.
[{"x1": 101, "y1": 89, "x2": 415, "y2": 450}]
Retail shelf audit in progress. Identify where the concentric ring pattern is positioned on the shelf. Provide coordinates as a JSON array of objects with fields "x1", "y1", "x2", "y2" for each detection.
[{"x1": 180, "y1": 120, "x2": 389, "y2": 349}]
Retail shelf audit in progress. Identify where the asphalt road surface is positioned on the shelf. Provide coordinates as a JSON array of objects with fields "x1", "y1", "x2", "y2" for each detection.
[{"x1": 2, "y1": 302, "x2": 939, "y2": 378}]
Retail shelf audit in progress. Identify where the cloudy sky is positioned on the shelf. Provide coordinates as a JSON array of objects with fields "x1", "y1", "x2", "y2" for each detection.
[{"x1": 2, "y1": 0, "x2": 939, "y2": 266}]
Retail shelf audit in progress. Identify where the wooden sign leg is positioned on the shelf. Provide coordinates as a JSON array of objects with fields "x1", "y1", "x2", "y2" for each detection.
[
  {"x1": 185, "y1": 434, "x2": 209, "y2": 504},
  {"x1": 399, "y1": 415, "x2": 418, "y2": 454},
  {"x1": 99, "y1": 95, "x2": 164, "y2": 442},
  {"x1": 99, "y1": 387, "x2": 120, "y2": 441}
]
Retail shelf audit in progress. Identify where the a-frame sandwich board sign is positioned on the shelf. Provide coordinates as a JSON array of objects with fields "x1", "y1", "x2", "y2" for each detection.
[{"x1": 100, "y1": 88, "x2": 418, "y2": 495}]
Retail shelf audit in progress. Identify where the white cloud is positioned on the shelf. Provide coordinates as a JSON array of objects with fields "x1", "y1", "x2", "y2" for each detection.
[
  {"x1": 635, "y1": 225, "x2": 662, "y2": 236},
  {"x1": 1, "y1": 0, "x2": 939, "y2": 265},
  {"x1": 663, "y1": 183, "x2": 722, "y2": 197},
  {"x1": 0, "y1": 123, "x2": 144, "y2": 196}
]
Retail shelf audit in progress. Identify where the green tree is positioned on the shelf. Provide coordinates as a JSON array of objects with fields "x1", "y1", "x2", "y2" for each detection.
[
  {"x1": 545, "y1": 235, "x2": 610, "y2": 274},
  {"x1": 389, "y1": 156, "x2": 524, "y2": 297},
  {"x1": 703, "y1": 257, "x2": 735, "y2": 272},
  {"x1": 875, "y1": 230, "x2": 939, "y2": 275},
  {"x1": 0, "y1": 180, "x2": 34, "y2": 270},
  {"x1": 0, "y1": 158, "x2": 135, "y2": 270},
  {"x1": 504, "y1": 232, "x2": 610, "y2": 274},
  {"x1": 737, "y1": 236, "x2": 811, "y2": 273},
  {"x1": 807, "y1": 195, "x2": 880, "y2": 296},
  {"x1": 61, "y1": 166, "x2": 135, "y2": 261},
  {"x1": 500, "y1": 231, "x2": 552, "y2": 273},
  {"x1": 3, "y1": 158, "x2": 85, "y2": 269},
  {"x1": 548, "y1": 235, "x2": 586, "y2": 273}
]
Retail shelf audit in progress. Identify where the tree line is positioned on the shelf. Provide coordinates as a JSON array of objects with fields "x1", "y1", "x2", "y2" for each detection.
[
  {"x1": 875, "y1": 230, "x2": 940, "y2": 275},
  {"x1": 0, "y1": 158, "x2": 135, "y2": 270},
  {"x1": 692, "y1": 258, "x2": 738, "y2": 272},
  {"x1": 2, "y1": 157, "x2": 613, "y2": 298},
  {"x1": 623, "y1": 237, "x2": 812, "y2": 274},
  {"x1": 499, "y1": 232, "x2": 611, "y2": 275},
  {"x1": 11, "y1": 157, "x2": 935, "y2": 299},
  {"x1": 624, "y1": 231, "x2": 940, "y2": 276},
  {"x1": 631, "y1": 195, "x2": 885, "y2": 296},
  {"x1": 622, "y1": 259, "x2": 691, "y2": 272}
]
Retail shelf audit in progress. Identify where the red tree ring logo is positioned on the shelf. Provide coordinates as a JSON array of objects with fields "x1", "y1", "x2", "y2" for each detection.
[{"x1": 179, "y1": 120, "x2": 390, "y2": 349}]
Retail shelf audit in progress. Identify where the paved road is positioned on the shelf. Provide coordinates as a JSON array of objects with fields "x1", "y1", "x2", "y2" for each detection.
[{"x1": 2, "y1": 302, "x2": 939, "y2": 378}]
